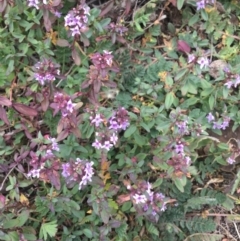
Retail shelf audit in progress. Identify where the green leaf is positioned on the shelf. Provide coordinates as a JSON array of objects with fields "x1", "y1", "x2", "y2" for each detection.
[
  {"x1": 188, "y1": 14, "x2": 199, "y2": 26},
  {"x1": 82, "y1": 229, "x2": 93, "y2": 238},
  {"x1": 208, "y1": 94, "x2": 215, "y2": 110},
  {"x1": 40, "y1": 220, "x2": 58, "y2": 241},
  {"x1": 174, "y1": 177, "x2": 187, "y2": 192},
  {"x1": 175, "y1": 68, "x2": 188, "y2": 81},
  {"x1": 124, "y1": 125, "x2": 137, "y2": 138},
  {"x1": 177, "y1": 0, "x2": 185, "y2": 10},
  {"x1": 100, "y1": 209, "x2": 109, "y2": 224},
  {"x1": 165, "y1": 92, "x2": 174, "y2": 110},
  {"x1": 100, "y1": 18, "x2": 111, "y2": 28},
  {"x1": 3, "y1": 210, "x2": 29, "y2": 229}
]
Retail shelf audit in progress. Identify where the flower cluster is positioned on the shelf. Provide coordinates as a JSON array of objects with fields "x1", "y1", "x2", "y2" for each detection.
[
  {"x1": 91, "y1": 107, "x2": 130, "y2": 152},
  {"x1": 64, "y1": 3, "x2": 90, "y2": 37},
  {"x1": 128, "y1": 181, "x2": 168, "y2": 221},
  {"x1": 33, "y1": 58, "x2": 60, "y2": 85},
  {"x1": 107, "y1": 22, "x2": 128, "y2": 36},
  {"x1": 50, "y1": 92, "x2": 76, "y2": 117},
  {"x1": 62, "y1": 158, "x2": 94, "y2": 190},
  {"x1": 196, "y1": 0, "x2": 214, "y2": 11},
  {"x1": 90, "y1": 50, "x2": 115, "y2": 78},
  {"x1": 27, "y1": 0, "x2": 62, "y2": 18},
  {"x1": 27, "y1": 136, "x2": 60, "y2": 178},
  {"x1": 224, "y1": 74, "x2": 240, "y2": 89},
  {"x1": 188, "y1": 54, "x2": 210, "y2": 69},
  {"x1": 207, "y1": 113, "x2": 231, "y2": 130}
]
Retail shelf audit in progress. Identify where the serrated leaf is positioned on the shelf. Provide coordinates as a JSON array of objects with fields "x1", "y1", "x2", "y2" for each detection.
[{"x1": 40, "y1": 220, "x2": 58, "y2": 241}]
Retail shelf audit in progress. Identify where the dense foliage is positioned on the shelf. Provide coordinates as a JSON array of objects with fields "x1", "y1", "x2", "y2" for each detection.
[{"x1": 0, "y1": 0, "x2": 240, "y2": 240}]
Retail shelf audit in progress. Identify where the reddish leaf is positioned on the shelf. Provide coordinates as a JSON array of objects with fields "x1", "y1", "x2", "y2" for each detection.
[
  {"x1": 117, "y1": 194, "x2": 131, "y2": 204},
  {"x1": 99, "y1": 0, "x2": 114, "y2": 17},
  {"x1": 52, "y1": 0, "x2": 61, "y2": 6},
  {"x1": 0, "y1": 0, "x2": 7, "y2": 13},
  {"x1": 49, "y1": 170, "x2": 61, "y2": 190},
  {"x1": 56, "y1": 39, "x2": 70, "y2": 47},
  {"x1": 81, "y1": 80, "x2": 90, "y2": 89},
  {"x1": 0, "y1": 106, "x2": 9, "y2": 125},
  {"x1": 177, "y1": 40, "x2": 191, "y2": 53},
  {"x1": 71, "y1": 127, "x2": 81, "y2": 138},
  {"x1": 72, "y1": 48, "x2": 81, "y2": 66},
  {"x1": 93, "y1": 79, "x2": 101, "y2": 93},
  {"x1": 56, "y1": 130, "x2": 69, "y2": 142},
  {"x1": 124, "y1": 0, "x2": 132, "y2": 16},
  {"x1": 41, "y1": 98, "x2": 49, "y2": 112},
  {"x1": 0, "y1": 96, "x2": 12, "y2": 106},
  {"x1": 169, "y1": 0, "x2": 177, "y2": 6},
  {"x1": 12, "y1": 103, "x2": 38, "y2": 117}
]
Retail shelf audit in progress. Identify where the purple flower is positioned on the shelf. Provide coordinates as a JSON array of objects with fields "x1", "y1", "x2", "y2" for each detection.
[
  {"x1": 176, "y1": 120, "x2": 189, "y2": 134},
  {"x1": 102, "y1": 141, "x2": 113, "y2": 151},
  {"x1": 224, "y1": 81, "x2": 233, "y2": 89},
  {"x1": 133, "y1": 194, "x2": 147, "y2": 204},
  {"x1": 91, "y1": 114, "x2": 103, "y2": 127},
  {"x1": 66, "y1": 99, "x2": 75, "y2": 113},
  {"x1": 52, "y1": 92, "x2": 75, "y2": 117},
  {"x1": 79, "y1": 161, "x2": 94, "y2": 190},
  {"x1": 49, "y1": 138, "x2": 59, "y2": 151},
  {"x1": 227, "y1": 157, "x2": 235, "y2": 165},
  {"x1": 196, "y1": 0, "x2": 206, "y2": 10},
  {"x1": 233, "y1": 75, "x2": 240, "y2": 88},
  {"x1": 221, "y1": 116, "x2": 230, "y2": 130},
  {"x1": 54, "y1": 11, "x2": 61, "y2": 18},
  {"x1": 27, "y1": 0, "x2": 39, "y2": 9},
  {"x1": 206, "y1": 113, "x2": 215, "y2": 123},
  {"x1": 197, "y1": 57, "x2": 209, "y2": 69},
  {"x1": 92, "y1": 139, "x2": 102, "y2": 149},
  {"x1": 110, "y1": 132, "x2": 118, "y2": 145},
  {"x1": 212, "y1": 121, "x2": 222, "y2": 130},
  {"x1": 61, "y1": 159, "x2": 94, "y2": 190},
  {"x1": 175, "y1": 143, "x2": 184, "y2": 153},
  {"x1": 64, "y1": 4, "x2": 90, "y2": 37},
  {"x1": 33, "y1": 58, "x2": 60, "y2": 85},
  {"x1": 62, "y1": 163, "x2": 71, "y2": 178},
  {"x1": 188, "y1": 54, "x2": 195, "y2": 64}
]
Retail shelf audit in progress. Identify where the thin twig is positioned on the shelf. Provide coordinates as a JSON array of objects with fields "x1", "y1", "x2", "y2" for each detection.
[{"x1": 0, "y1": 164, "x2": 17, "y2": 191}]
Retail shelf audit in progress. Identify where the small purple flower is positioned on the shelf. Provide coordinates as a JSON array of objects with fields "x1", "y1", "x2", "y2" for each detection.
[
  {"x1": 62, "y1": 163, "x2": 71, "y2": 178},
  {"x1": 206, "y1": 113, "x2": 215, "y2": 123},
  {"x1": 212, "y1": 121, "x2": 222, "y2": 130},
  {"x1": 64, "y1": 4, "x2": 90, "y2": 37},
  {"x1": 224, "y1": 81, "x2": 233, "y2": 89},
  {"x1": 92, "y1": 139, "x2": 102, "y2": 149},
  {"x1": 54, "y1": 11, "x2": 61, "y2": 18},
  {"x1": 196, "y1": 0, "x2": 206, "y2": 11},
  {"x1": 102, "y1": 141, "x2": 113, "y2": 151},
  {"x1": 233, "y1": 75, "x2": 240, "y2": 88},
  {"x1": 197, "y1": 57, "x2": 209, "y2": 69},
  {"x1": 188, "y1": 54, "x2": 195, "y2": 64},
  {"x1": 91, "y1": 114, "x2": 103, "y2": 127},
  {"x1": 27, "y1": 0, "x2": 39, "y2": 9},
  {"x1": 33, "y1": 58, "x2": 60, "y2": 85},
  {"x1": 79, "y1": 161, "x2": 94, "y2": 190},
  {"x1": 175, "y1": 143, "x2": 184, "y2": 153},
  {"x1": 227, "y1": 157, "x2": 235, "y2": 165},
  {"x1": 66, "y1": 99, "x2": 75, "y2": 113},
  {"x1": 110, "y1": 132, "x2": 118, "y2": 145},
  {"x1": 133, "y1": 194, "x2": 147, "y2": 204},
  {"x1": 49, "y1": 138, "x2": 59, "y2": 152},
  {"x1": 221, "y1": 116, "x2": 230, "y2": 130},
  {"x1": 176, "y1": 120, "x2": 189, "y2": 134}
]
